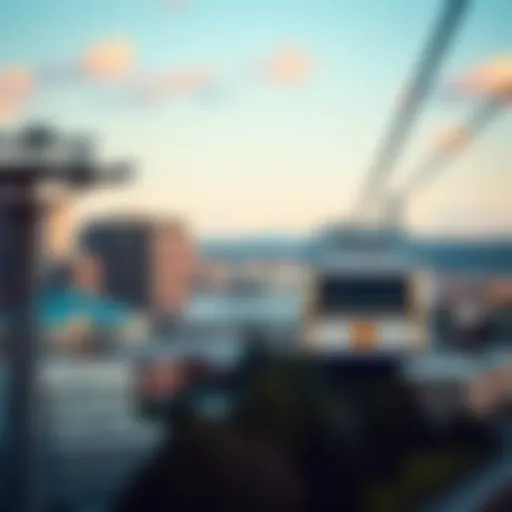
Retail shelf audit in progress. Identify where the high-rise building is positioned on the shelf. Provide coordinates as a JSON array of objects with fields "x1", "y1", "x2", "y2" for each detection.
[
  {"x1": 81, "y1": 217, "x2": 152, "y2": 309},
  {"x1": 80, "y1": 216, "x2": 196, "y2": 316}
]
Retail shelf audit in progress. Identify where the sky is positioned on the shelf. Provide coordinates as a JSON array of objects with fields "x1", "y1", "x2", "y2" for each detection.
[{"x1": 0, "y1": 0, "x2": 511, "y2": 237}]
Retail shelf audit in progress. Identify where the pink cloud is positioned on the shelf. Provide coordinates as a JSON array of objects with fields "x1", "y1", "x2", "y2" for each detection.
[
  {"x1": 0, "y1": 100, "x2": 20, "y2": 124},
  {"x1": 262, "y1": 45, "x2": 314, "y2": 86},
  {"x1": 0, "y1": 66, "x2": 34, "y2": 123},
  {"x1": 81, "y1": 38, "x2": 135, "y2": 81},
  {"x1": 449, "y1": 56, "x2": 512, "y2": 99},
  {"x1": 0, "y1": 67, "x2": 33, "y2": 97},
  {"x1": 0, "y1": 39, "x2": 135, "y2": 121},
  {"x1": 33, "y1": 38, "x2": 135, "y2": 88}
]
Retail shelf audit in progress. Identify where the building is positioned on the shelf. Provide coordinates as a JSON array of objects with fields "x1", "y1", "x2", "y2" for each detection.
[
  {"x1": 195, "y1": 260, "x2": 231, "y2": 292},
  {"x1": 80, "y1": 216, "x2": 196, "y2": 318},
  {"x1": 151, "y1": 218, "x2": 197, "y2": 317}
]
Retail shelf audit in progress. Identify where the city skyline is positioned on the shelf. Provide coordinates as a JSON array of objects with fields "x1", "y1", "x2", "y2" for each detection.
[{"x1": 1, "y1": 0, "x2": 511, "y2": 237}]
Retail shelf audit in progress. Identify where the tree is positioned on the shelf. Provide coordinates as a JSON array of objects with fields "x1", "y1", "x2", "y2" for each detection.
[{"x1": 114, "y1": 398, "x2": 303, "y2": 512}]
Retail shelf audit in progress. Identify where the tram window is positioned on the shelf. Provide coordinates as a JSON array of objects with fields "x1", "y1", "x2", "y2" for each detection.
[{"x1": 316, "y1": 276, "x2": 408, "y2": 313}]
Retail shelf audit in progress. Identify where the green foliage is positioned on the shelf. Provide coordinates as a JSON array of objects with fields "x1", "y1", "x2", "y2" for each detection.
[
  {"x1": 366, "y1": 448, "x2": 482, "y2": 512},
  {"x1": 234, "y1": 356, "x2": 359, "y2": 458},
  {"x1": 165, "y1": 353, "x2": 490, "y2": 512}
]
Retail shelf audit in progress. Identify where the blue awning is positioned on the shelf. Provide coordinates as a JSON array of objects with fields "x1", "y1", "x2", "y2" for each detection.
[
  {"x1": 0, "y1": 291, "x2": 132, "y2": 331},
  {"x1": 41, "y1": 291, "x2": 130, "y2": 329}
]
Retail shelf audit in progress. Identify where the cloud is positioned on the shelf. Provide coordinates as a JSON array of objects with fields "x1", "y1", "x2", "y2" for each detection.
[
  {"x1": 262, "y1": 45, "x2": 314, "y2": 86},
  {"x1": 0, "y1": 38, "x2": 135, "y2": 121},
  {"x1": 31, "y1": 38, "x2": 135, "y2": 89},
  {"x1": 81, "y1": 38, "x2": 135, "y2": 81},
  {"x1": 0, "y1": 67, "x2": 33, "y2": 98},
  {"x1": 0, "y1": 66, "x2": 34, "y2": 123},
  {"x1": 132, "y1": 66, "x2": 216, "y2": 104},
  {"x1": 449, "y1": 56, "x2": 512, "y2": 98}
]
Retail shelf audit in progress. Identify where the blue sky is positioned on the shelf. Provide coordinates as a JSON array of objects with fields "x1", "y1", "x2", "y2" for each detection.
[{"x1": 1, "y1": 0, "x2": 511, "y2": 236}]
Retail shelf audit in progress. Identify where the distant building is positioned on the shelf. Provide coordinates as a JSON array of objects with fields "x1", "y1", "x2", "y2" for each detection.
[
  {"x1": 196, "y1": 260, "x2": 231, "y2": 292},
  {"x1": 80, "y1": 216, "x2": 196, "y2": 318},
  {"x1": 81, "y1": 217, "x2": 152, "y2": 309}
]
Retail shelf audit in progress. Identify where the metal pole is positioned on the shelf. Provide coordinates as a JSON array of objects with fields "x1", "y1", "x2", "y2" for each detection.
[
  {"x1": 6, "y1": 181, "x2": 43, "y2": 512},
  {"x1": 0, "y1": 124, "x2": 131, "y2": 512}
]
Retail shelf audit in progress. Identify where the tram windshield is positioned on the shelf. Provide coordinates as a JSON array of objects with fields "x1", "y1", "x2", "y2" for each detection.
[{"x1": 316, "y1": 274, "x2": 409, "y2": 314}]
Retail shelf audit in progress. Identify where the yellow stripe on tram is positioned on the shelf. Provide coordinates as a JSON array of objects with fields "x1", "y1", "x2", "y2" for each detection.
[{"x1": 350, "y1": 321, "x2": 377, "y2": 351}]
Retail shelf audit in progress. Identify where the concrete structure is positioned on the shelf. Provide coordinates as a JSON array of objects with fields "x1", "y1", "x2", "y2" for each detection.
[{"x1": 81, "y1": 216, "x2": 196, "y2": 318}]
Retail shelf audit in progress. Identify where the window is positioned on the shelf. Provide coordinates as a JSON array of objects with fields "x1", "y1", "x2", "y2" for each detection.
[{"x1": 316, "y1": 275, "x2": 409, "y2": 314}]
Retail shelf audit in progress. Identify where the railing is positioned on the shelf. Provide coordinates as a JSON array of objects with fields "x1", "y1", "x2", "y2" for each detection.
[{"x1": 0, "y1": 359, "x2": 163, "y2": 510}]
